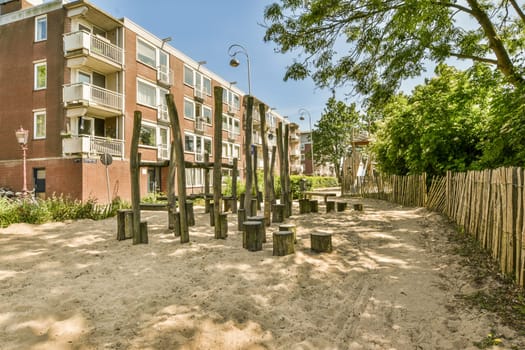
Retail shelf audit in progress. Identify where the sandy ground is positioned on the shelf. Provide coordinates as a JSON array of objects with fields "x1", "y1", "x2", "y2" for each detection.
[{"x1": 1, "y1": 197, "x2": 524, "y2": 350}]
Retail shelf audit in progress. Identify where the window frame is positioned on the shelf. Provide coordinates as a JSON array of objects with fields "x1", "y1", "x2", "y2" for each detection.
[
  {"x1": 34, "y1": 61, "x2": 47, "y2": 90},
  {"x1": 33, "y1": 109, "x2": 46, "y2": 139},
  {"x1": 184, "y1": 97, "x2": 195, "y2": 120},
  {"x1": 136, "y1": 78, "x2": 158, "y2": 108},
  {"x1": 183, "y1": 65, "x2": 194, "y2": 87},
  {"x1": 184, "y1": 132, "x2": 195, "y2": 153},
  {"x1": 136, "y1": 37, "x2": 157, "y2": 68},
  {"x1": 139, "y1": 121, "x2": 157, "y2": 148},
  {"x1": 35, "y1": 15, "x2": 47, "y2": 42}
]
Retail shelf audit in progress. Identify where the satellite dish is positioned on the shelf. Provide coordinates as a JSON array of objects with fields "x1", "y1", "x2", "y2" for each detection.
[{"x1": 100, "y1": 153, "x2": 113, "y2": 166}]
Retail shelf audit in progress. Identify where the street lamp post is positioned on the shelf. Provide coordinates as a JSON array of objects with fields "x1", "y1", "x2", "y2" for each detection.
[
  {"x1": 15, "y1": 126, "x2": 29, "y2": 195},
  {"x1": 228, "y1": 44, "x2": 251, "y2": 96},
  {"x1": 299, "y1": 108, "x2": 314, "y2": 175}
]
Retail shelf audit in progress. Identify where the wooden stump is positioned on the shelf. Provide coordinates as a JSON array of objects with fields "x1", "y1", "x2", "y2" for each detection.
[
  {"x1": 124, "y1": 210, "x2": 134, "y2": 239},
  {"x1": 243, "y1": 221, "x2": 263, "y2": 251},
  {"x1": 186, "y1": 201, "x2": 195, "y2": 226},
  {"x1": 140, "y1": 221, "x2": 148, "y2": 244},
  {"x1": 353, "y1": 203, "x2": 363, "y2": 211},
  {"x1": 223, "y1": 197, "x2": 233, "y2": 212},
  {"x1": 326, "y1": 200, "x2": 335, "y2": 213},
  {"x1": 237, "y1": 208, "x2": 246, "y2": 231},
  {"x1": 311, "y1": 233, "x2": 332, "y2": 253},
  {"x1": 299, "y1": 198, "x2": 311, "y2": 214},
  {"x1": 174, "y1": 211, "x2": 181, "y2": 237},
  {"x1": 279, "y1": 223, "x2": 297, "y2": 243},
  {"x1": 309, "y1": 200, "x2": 319, "y2": 213},
  {"x1": 209, "y1": 206, "x2": 215, "y2": 226},
  {"x1": 117, "y1": 209, "x2": 133, "y2": 240},
  {"x1": 246, "y1": 215, "x2": 266, "y2": 243},
  {"x1": 219, "y1": 213, "x2": 228, "y2": 238},
  {"x1": 272, "y1": 204, "x2": 285, "y2": 223},
  {"x1": 205, "y1": 198, "x2": 211, "y2": 213},
  {"x1": 336, "y1": 202, "x2": 347, "y2": 212},
  {"x1": 257, "y1": 191, "x2": 263, "y2": 210},
  {"x1": 273, "y1": 231, "x2": 295, "y2": 256}
]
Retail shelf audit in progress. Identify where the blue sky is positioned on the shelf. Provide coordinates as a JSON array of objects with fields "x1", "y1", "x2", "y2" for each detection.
[{"x1": 87, "y1": 0, "x2": 334, "y2": 130}]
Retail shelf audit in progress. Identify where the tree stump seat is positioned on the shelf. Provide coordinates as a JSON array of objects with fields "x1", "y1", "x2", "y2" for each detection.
[
  {"x1": 237, "y1": 208, "x2": 246, "y2": 231},
  {"x1": 273, "y1": 231, "x2": 295, "y2": 256},
  {"x1": 353, "y1": 203, "x2": 363, "y2": 211},
  {"x1": 243, "y1": 221, "x2": 263, "y2": 251},
  {"x1": 309, "y1": 199, "x2": 319, "y2": 213},
  {"x1": 116, "y1": 209, "x2": 133, "y2": 241},
  {"x1": 279, "y1": 223, "x2": 297, "y2": 243},
  {"x1": 336, "y1": 201, "x2": 347, "y2": 212},
  {"x1": 311, "y1": 232, "x2": 332, "y2": 253},
  {"x1": 246, "y1": 215, "x2": 266, "y2": 243},
  {"x1": 299, "y1": 198, "x2": 311, "y2": 214}
]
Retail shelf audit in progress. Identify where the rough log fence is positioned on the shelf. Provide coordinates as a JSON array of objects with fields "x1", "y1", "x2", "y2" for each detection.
[{"x1": 355, "y1": 167, "x2": 525, "y2": 288}]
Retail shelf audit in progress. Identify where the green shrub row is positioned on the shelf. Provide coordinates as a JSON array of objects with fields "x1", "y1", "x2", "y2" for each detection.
[{"x1": 0, "y1": 195, "x2": 129, "y2": 228}]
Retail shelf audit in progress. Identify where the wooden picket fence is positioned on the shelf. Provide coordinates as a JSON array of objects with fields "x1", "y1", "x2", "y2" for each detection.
[{"x1": 356, "y1": 168, "x2": 525, "y2": 288}]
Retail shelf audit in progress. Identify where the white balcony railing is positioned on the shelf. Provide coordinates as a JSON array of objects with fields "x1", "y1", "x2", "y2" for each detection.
[
  {"x1": 158, "y1": 104, "x2": 169, "y2": 122},
  {"x1": 195, "y1": 117, "x2": 204, "y2": 132},
  {"x1": 64, "y1": 31, "x2": 123, "y2": 66},
  {"x1": 63, "y1": 83, "x2": 123, "y2": 112},
  {"x1": 158, "y1": 145, "x2": 169, "y2": 160},
  {"x1": 195, "y1": 153, "x2": 204, "y2": 162},
  {"x1": 63, "y1": 135, "x2": 124, "y2": 157},
  {"x1": 194, "y1": 87, "x2": 205, "y2": 99},
  {"x1": 157, "y1": 66, "x2": 174, "y2": 86}
]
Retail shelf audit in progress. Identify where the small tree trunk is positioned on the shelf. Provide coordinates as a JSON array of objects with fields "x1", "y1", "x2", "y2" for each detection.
[{"x1": 273, "y1": 231, "x2": 295, "y2": 256}]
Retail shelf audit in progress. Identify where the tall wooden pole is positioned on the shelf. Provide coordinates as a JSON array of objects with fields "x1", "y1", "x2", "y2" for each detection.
[
  {"x1": 284, "y1": 123, "x2": 291, "y2": 217},
  {"x1": 213, "y1": 86, "x2": 227, "y2": 238},
  {"x1": 232, "y1": 157, "x2": 238, "y2": 213},
  {"x1": 130, "y1": 111, "x2": 142, "y2": 245},
  {"x1": 277, "y1": 122, "x2": 287, "y2": 216},
  {"x1": 270, "y1": 145, "x2": 277, "y2": 204},
  {"x1": 166, "y1": 94, "x2": 189, "y2": 243},
  {"x1": 259, "y1": 103, "x2": 271, "y2": 226},
  {"x1": 167, "y1": 138, "x2": 176, "y2": 229},
  {"x1": 244, "y1": 96, "x2": 254, "y2": 216},
  {"x1": 204, "y1": 153, "x2": 211, "y2": 213}
]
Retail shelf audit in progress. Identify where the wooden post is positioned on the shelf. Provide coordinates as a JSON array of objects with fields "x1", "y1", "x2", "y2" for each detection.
[
  {"x1": 247, "y1": 215, "x2": 266, "y2": 243},
  {"x1": 116, "y1": 209, "x2": 132, "y2": 240},
  {"x1": 140, "y1": 221, "x2": 148, "y2": 244},
  {"x1": 232, "y1": 157, "x2": 238, "y2": 213},
  {"x1": 250, "y1": 198, "x2": 258, "y2": 216},
  {"x1": 353, "y1": 203, "x2": 363, "y2": 211},
  {"x1": 273, "y1": 231, "x2": 295, "y2": 256},
  {"x1": 166, "y1": 94, "x2": 189, "y2": 243},
  {"x1": 326, "y1": 200, "x2": 335, "y2": 213},
  {"x1": 244, "y1": 96, "x2": 254, "y2": 216},
  {"x1": 213, "y1": 86, "x2": 226, "y2": 239},
  {"x1": 204, "y1": 153, "x2": 211, "y2": 213},
  {"x1": 130, "y1": 111, "x2": 143, "y2": 245},
  {"x1": 283, "y1": 123, "x2": 291, "y2": 217},
  {"x1": 299, "y1": 199, "x2": 311, "y2": 214},
  {"x1": 239, "y1": 193, "x2": 245, "y2": 210},
  {"x1": 260, "y1": 103, "x2": 272, "y2": 226},
  {"x1": 186, "y1": 201, "x2": 195, "y2": 226},
  {"x1": 219, "y1": 213, "x2": 228, "y2": 237},
  {"x1": 209, "y1": 204, "x2": 215, "y2": 226},
  {"x1": 311, "y1": 233, "x2": 332, "y2": 253},
  {"x1": 270, "y1": 145, "x2": 277, "y2": 204},
  {"x1": 253, "y1": 149, "x2": 261, "y2": 210},
  {"x1": 167, "y1": 138, "x2": 176, "y2": 230},
  {"x1": 309, "y1": 199, "x2": 319, "y2": 213},
  {"x1": 276, "y1": 122, "x2": 287, "y2": 216},
  {"x1": 243, "y1": 221, "x2": 263, "y2": 251},
  {"x1": 272, "y1": 203, "x2": 285, "y2": 223},
  {"x1": 237, "y1": 208, "x2": 246, "y2": 231},
  {"x1": 337, "y1": 202, "x2": 347, "y2": 212}
]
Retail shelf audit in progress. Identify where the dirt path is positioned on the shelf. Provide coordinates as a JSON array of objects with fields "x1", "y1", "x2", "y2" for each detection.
[{"x1": 1, "y1": 198, "x2": 523, "y2": 349}]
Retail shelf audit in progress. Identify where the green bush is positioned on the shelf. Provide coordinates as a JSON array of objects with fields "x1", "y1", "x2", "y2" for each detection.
[
  {"x1": 0, "y1": 197, "x2": 19, "y2": 228},
  {"x1": 274, "y1": 175, "x2": 339, "y2": 199}
]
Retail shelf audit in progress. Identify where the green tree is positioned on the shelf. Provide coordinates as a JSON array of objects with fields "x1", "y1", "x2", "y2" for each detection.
[
  {"x1": 372, "y1": 63, "x2": 498, "y2": 177},
  {"x1": 264, "y1": 0, "x2": 525, "y2": 102},
  {"x1": 312, "y1": 97, "x2": 360, "y2": 180}
]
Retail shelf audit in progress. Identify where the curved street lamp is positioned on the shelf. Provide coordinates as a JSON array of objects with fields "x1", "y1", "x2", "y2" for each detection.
[
  {"x1": 299, "y1": 108, "x2": 314, "y2": 175},
  {"x1": 228, "y1": 44, "x2": 251, "y2": 96}
]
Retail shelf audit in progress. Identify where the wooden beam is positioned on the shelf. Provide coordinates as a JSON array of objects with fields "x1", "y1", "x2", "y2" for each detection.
[
  {"x1": 213, "y1": 86, "x2": 226, "y2": 239},
  {"x1": 244, "y1": 96, "x2": 254, "y2": 216},
  {"x1": 260, "y1": 102, "x2": 271, "y2": 226},
  {"x1": 130, "y1": 111, "x2": 143, "y2": 244},
  {"x1": 166, "y1": 93, "x2": 189, "y2": 243}
]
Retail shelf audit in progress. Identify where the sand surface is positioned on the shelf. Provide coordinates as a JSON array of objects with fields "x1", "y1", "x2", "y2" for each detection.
[{"x1": 1, "y1": 197, "x2": 523, "y2": 349}]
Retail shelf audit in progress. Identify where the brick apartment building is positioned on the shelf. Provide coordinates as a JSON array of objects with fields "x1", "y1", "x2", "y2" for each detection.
[{"x1": 0, "y1": 0, "x2": 288, "y2": 203}]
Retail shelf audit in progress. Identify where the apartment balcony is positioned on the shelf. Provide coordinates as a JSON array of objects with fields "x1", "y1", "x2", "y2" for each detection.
[
  {"x1": 157, "y1": 66, "x2": 174, "y2": 87},
  {"x1": 158, "y1": 104, "x2": 169, "y2": 123},
  {"x1": 63, "y1": 83, "x2": 123, "y2": 117},
  {"x1": 290, "y1": 150, "x2": 301, "y2": 159},
  {"x1": 63, "y1": 135, "x2": 124, "y2": 158},
  {"x1": 64, "y1": 31, "x2": 124, "y2": 74},
  {"x1": 290, "y1": 133, "x2": 300, "y2": 143},
  {"x1": 158, "y1": 145, "x2": 169, "y2": 160}
]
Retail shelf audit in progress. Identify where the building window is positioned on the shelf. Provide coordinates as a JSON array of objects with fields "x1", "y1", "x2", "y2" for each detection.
[
  {"x1": 184, "y1": 133, "x2": 195, "y2": 152},
  {"x1": 203, "y1": 76, "x2": 212, "y2": 96},
  {"x1": 184, "y1": 65, "x2": 194, "y2": 86},
  {"x1": 33, "y1": 110, "x2": 46, "y2": 139},
  {"x1": 35, "y1": 15, "x2": 47, "y2": 42},
  {"x1": 137, "y1": 38, "x2": 156, "y2": 67},
  {"x1": 34, "y1": 61, "x2": 46, "y2": 90},
  {"x1": 140, "y1": 123, "x2": 157, "y2": 147},
  {"x1": 202, "y1": 105, "x2": 212, "y2": 124},
  {"x1": 184, "y1": 97, "x2": 195, "y2": 119},
  {"x1": 137, "y1": 79, "x2": 157, "y2": 107}
]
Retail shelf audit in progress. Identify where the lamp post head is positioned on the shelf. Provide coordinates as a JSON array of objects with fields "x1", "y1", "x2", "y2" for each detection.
[
  {"x1": 15, "y1": 126, "x2": 28, "y2": 146},
  {"x1": 299, "y1": 116, "x2": 305, "y2": 121},
  {"x1": 229, "y1": 58, "x2": 240, "y2": 67}
]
